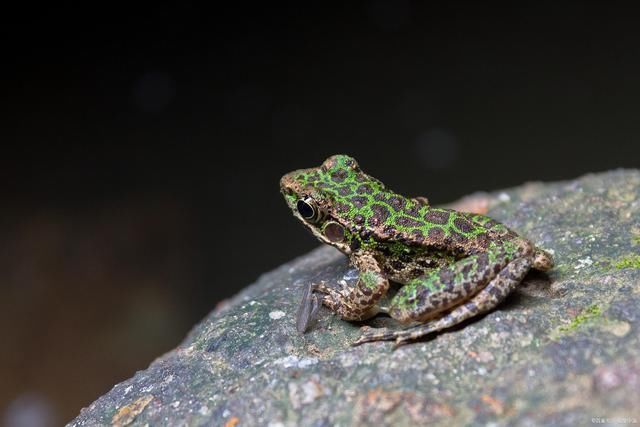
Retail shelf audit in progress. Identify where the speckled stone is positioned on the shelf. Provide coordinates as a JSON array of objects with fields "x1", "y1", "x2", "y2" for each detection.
[{"x1": 70, "y1": 170, "x2": 640, "y2": 427}]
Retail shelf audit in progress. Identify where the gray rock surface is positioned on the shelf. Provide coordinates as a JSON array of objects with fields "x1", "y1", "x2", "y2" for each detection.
[{"x1": 70, "y1": 170, "x2": 640, "y2": 427}]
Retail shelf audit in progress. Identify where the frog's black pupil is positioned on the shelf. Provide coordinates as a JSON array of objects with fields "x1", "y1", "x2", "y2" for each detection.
[{"x1": 297, "y1": 199, "x2": 315, "y2": 219}]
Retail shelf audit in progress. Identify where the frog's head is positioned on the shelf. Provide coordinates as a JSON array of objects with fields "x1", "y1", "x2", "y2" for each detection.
[{"x1": 281, "y1": 154, "x2": 379, "y2": 255}]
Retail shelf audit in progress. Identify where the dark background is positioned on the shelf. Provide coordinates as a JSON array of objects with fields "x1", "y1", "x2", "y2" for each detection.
[{"x1": 2, "y1": 3, "x2": 639, "y2": 425}]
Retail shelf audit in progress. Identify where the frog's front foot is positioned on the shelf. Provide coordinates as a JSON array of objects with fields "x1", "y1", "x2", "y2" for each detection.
[{"x1": 312, "y1": 281, "x2": 347, "y2": 311}]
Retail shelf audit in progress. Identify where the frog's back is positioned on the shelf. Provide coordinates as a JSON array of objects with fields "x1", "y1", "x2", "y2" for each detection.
[
  {"x1": 306, "y1": 156, "x2": 488, "y2": 251},
  {"x1": 361, "y1": 197, "x2": 492, "y2": 254}
]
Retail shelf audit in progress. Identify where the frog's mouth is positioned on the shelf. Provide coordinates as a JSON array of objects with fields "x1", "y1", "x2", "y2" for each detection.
[{"x1": 292, "y1": 213, "x2": 353, "y2": 256}]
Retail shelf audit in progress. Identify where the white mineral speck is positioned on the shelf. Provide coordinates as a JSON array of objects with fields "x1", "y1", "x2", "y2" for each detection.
[
  {"x1": 273, "y1": 355, "x2": 319, "y2": 369},
  {"x1": 574, "y1": 257, "x2": 593, "y2": 270},
  {"x1": 123, "y1": 385, "x2": 133, "y2": 395},
  {"x1": 269, "y1": 310, "x2": 285, "y2": 320},
  {"x1": 498, "y1": 193, "x2": 511, "y2": 202}
]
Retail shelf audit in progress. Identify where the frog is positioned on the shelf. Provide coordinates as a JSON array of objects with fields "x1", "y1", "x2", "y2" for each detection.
[{"x1": 280, "y1": 154, "x2": 554, "y2": 346}]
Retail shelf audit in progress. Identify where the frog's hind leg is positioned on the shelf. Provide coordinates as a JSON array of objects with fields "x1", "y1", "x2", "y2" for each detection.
[{"x1": 353, "y1": 257, "x2": 532, "y2": 346}]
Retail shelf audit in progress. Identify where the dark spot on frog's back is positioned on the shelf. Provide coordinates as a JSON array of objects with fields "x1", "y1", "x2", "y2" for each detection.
[
  {"x1": 356, "y1": 184, "x2": 373, "y2": 194},
  {"x1": 337, "y1": 185, "x2": 353, "y2": 196},
  {"x1": 351, "y1": 196, "x2": 368, "y2": 208},
  {"x1": 424, "y1": 210, "x2": 450, "y2": 225},
  {"x1": 454, "y1": 217, "x2": 474, "y2": 233},
  {"x1": 331, "y1": 169, "x2": 348, "y2": 182},
  {"x1": 405, "y1": 204, "x2": 421, "y2": 217},
  {"x1": 388, "y1": 196, "x2": 406, "y2": 210},
  {"x1": 397, "y1": 216, "x2": 424, "y2": 227},
  {"x1": 354, "y1": 214, "x2": 365, "y2": 225},
  {"x1": 368, "y1": 204, "x2": 390, "y2": 226}
]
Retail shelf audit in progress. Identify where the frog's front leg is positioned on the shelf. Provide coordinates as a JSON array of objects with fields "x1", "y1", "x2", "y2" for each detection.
[
  {"x1": 315, "y1": 251, "x2": 389, "y2": 321},
  {"x1": 353, "y1": 243, "x2": 531, "y2": 346}
]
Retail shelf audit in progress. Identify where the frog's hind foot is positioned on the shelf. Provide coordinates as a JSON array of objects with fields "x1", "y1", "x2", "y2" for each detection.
[
  {"x1": 351, "y1": 324, "x2": 429, "y2": 347},
  {"x1": 353, "y1": 257, "x2": 533, "y2": 347},
  {"x1": 533, "y1": 248, "x2": 554, "y2": 271},
  {"x1": 351, "y1": 326, "x2": 398, "y2": 346}
]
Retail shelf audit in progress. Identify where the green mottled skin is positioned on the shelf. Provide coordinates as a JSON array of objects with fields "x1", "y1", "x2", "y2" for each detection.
[{"x1": 281, "y1": 155, "x2": 554, "y2": 346}]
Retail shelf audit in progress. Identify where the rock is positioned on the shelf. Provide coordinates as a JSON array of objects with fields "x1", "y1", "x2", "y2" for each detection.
[{"x1": 69, "y1": 170, "x2": 640, "y2": 427}]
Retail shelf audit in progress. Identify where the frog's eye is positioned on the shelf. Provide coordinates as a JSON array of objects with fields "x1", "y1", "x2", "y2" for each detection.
[{"x1": 297, "y1": 197, "x2": 319, "y2": 222}]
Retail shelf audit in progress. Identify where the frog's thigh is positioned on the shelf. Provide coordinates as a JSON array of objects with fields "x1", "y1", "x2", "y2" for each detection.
[
  {"x1": 388, "y1": 251, "x2": 506, "y2": 323},
  {"x1": 354, "y1": 257, "x2": 531, "y2": 346}
]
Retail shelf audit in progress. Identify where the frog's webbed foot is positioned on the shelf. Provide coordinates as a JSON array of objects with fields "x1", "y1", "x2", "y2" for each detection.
[{"x1": 353, "y1": 257, "x2": 532, "y2": 347}]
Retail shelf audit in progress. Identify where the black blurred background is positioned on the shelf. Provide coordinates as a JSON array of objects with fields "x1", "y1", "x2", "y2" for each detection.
[{"x1": 2, "y1": 2, "x2": 640, "y2": 424}]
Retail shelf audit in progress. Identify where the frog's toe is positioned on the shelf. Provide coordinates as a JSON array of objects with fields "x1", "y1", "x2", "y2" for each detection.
[
  {"x1": 312, "y1": 281, "x2": 330, "y2": 294},
  {"x1": 393, "y1": 334, "x2": 417, "y2": 348},
  {"x1": 352, "y1": 326, "x2": 396, "y2": 346}
]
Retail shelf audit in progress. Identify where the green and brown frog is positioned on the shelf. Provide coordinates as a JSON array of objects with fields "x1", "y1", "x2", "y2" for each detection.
[{"x1": 280, "y1": 155, "x2": 554, "y2": 346}]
